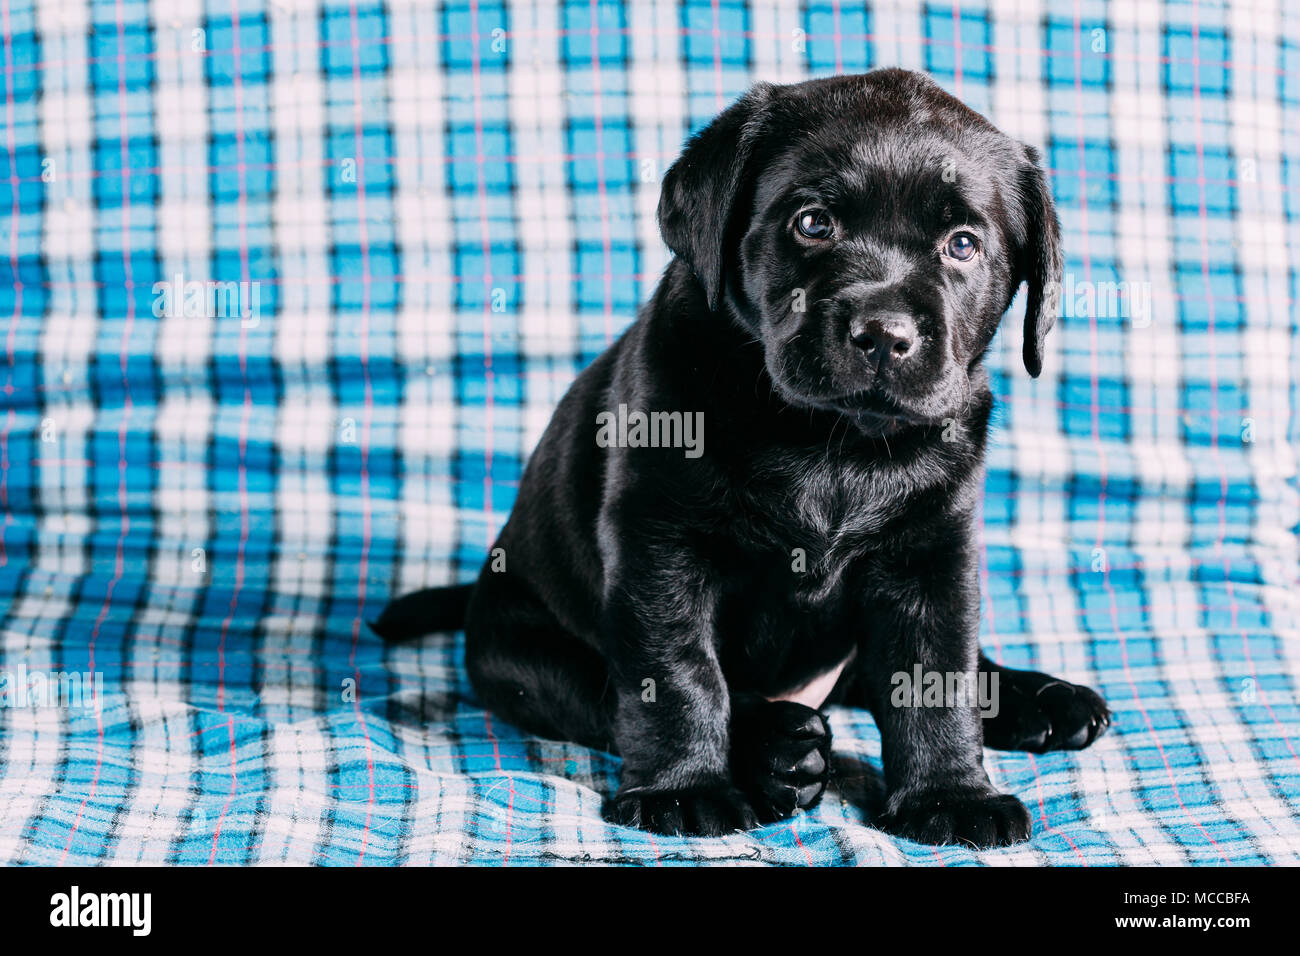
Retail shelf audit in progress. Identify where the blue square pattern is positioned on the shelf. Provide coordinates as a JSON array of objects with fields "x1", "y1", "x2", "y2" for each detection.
[
  {"x1": 1170, "y1": 143, "x2": 1237, "y2": 217},
  {"x1": 1045, "y1": 18, "x2": 1110, "y2": 87},
  {"x1": 1, "y1": 1, "x2": 1299, "y2": 867},
  {"x1": 568, "y1": 119, "x2": 634, "y2": 191},
  {"x1": 1050, "y1": 140, "x2": 1116, "y2": 207},
  {"x1": 442, "y1": 0, "x2": 510, "y2": 71},
  {"x1": 682, "y1": 0, "x2": 749, "y2": 67},
  {"x1": 206, "y1": 16, "x2": 272, "y2": 83},
  {"x1": 2, "y1": 27, "x2": 41, "y2": 104},
  {"x1": 1166, "y1": 28, "x2": 1230, "y2": 95},
  {"x1": 323, "y1": 5, "x2": 390, "y2": 75},
  {"x1": 90, "y1": 23, "x2": 154, "y2": 91},
  {"x1": 564, "y1": 0, "x2": 627, "y2": 66},
  {"x1": 925, "y1": 8, "x2": 992, "y2": 80},
  {"x1": 806, "y1": 3, "x2": 871, "y2": 74},
  {"x1": 448, "y1": 125, "x2": 513, "y2": 192}
]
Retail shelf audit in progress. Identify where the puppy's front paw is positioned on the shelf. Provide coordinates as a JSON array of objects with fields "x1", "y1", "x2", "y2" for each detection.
[
  {"x1": 985, "y1": 675, "x2": 1111, "y2": 753},
  {"x1": 607, "y1": 784, "x2": 759, "y2": 837},
  {"x1": 878, "y1": 787, "x2": 1032, "y2": 848},
  {"x1": 731, "y1": 699, "x2": 832, "y2": 822}
]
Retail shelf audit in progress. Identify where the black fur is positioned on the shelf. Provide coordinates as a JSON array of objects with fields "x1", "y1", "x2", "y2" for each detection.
[{"x1": 374, "y1": 69, "x2": 1109, "y2": 846}]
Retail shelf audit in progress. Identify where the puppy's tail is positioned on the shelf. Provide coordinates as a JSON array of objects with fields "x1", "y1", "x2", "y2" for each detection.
[{"x1": 369, "y1": 583, "x2": 474, "y2": 641}]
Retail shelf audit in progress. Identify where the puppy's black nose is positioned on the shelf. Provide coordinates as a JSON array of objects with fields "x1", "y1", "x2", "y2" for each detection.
[{"x1": 849, "y1": 314, "x2": 917, "y2": 365}]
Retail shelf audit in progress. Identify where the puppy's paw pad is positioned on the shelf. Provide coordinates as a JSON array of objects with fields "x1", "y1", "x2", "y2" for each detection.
[
  {"x1": 732, "y1": 700, "x2": 833, "y2": 823},
  {"x1": 606, "y1": 785, "x2": 758, "y2": 837},
  {"x1": 794, "y1": 747, "x2": 826, "y2": 777},
  {"x1": 879, "y1": 788, "x2": 1032, "y2": 848},
  {"x1": 788, "y1": 709, "x2": 828, "y2": 740}
]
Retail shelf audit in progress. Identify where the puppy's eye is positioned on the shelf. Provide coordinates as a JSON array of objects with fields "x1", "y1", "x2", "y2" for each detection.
[
  {"x1": 795, "y1": 209, "x2": 834, "y2": 241},
  {"x1": 944, "y1": 232, "x2": 979, "y2": 261}
]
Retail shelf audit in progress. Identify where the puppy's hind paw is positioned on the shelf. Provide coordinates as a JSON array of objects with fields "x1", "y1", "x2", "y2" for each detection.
[{"x1": 730, "y1": 698, "x2": 833, "y2": 823}]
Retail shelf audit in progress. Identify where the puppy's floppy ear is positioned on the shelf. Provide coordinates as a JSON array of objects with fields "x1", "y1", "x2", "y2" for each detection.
[
  {"x1": 657, "y1": 83, "x2": 775, "y2": 312},
  {"x1": 1015, "y1": 145, "x2": 1064, "y2": 378}
]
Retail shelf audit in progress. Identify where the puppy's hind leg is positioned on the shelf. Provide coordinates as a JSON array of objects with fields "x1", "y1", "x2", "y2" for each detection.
[
  {"x1": 979, "y1": 654, "x2": 1111, "y2": 753},
  {"x1": 463, "y1": 574, "x2": 614, "y2": 752}
]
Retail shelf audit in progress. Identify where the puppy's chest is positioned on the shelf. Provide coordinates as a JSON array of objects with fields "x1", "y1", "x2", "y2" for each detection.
[
  {"x1": 741, "y1": 457, "x2": 904, "y2": 599},
  {"x1": 720, "y1": 458, "x2": 920, "y2": 700}
]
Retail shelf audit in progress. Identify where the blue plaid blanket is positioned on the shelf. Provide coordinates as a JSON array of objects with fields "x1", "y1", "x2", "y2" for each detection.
[{"x1": 1, "y1": 0, "x2": 1298, "y2": 866}]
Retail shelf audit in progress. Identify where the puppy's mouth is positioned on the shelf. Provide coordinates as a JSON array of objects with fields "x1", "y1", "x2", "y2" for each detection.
[
  {"x1": 828, "y1": 390, "x2": 935, "y2": 435},
  {"x1": 794, "y1": 385, "x2": 940, "y2": 432}
]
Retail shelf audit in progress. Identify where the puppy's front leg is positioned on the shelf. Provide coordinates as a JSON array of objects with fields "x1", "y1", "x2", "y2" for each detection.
[
  {"x1": 601, "y1": 544, "x2": 758, "y2": 837},
  {"x1": 859, "y1": 542, "x2": 1032, "y2": 848}
]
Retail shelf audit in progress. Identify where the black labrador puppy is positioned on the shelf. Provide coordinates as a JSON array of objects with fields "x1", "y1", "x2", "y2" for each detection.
[{"x1": 375, "y1": 68, "x2": 1109, "y2": 847}]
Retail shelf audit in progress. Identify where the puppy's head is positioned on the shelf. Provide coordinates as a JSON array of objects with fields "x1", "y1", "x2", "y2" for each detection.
[{"x1": 658, "y1": 69, "x2": 1063, "y2": 434}]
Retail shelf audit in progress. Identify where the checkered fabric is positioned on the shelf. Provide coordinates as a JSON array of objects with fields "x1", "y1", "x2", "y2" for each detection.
[{"x1": 0, "y1": 0, "x2": 1298, "y2": 867}]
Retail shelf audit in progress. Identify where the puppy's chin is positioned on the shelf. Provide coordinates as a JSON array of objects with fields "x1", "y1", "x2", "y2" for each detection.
[
  {"x1": 849, "y1": 373, "x2": 977, "y2": 435},
  {"x1": 843, "y1": 407, "x2": 915, "y2": 438}
]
